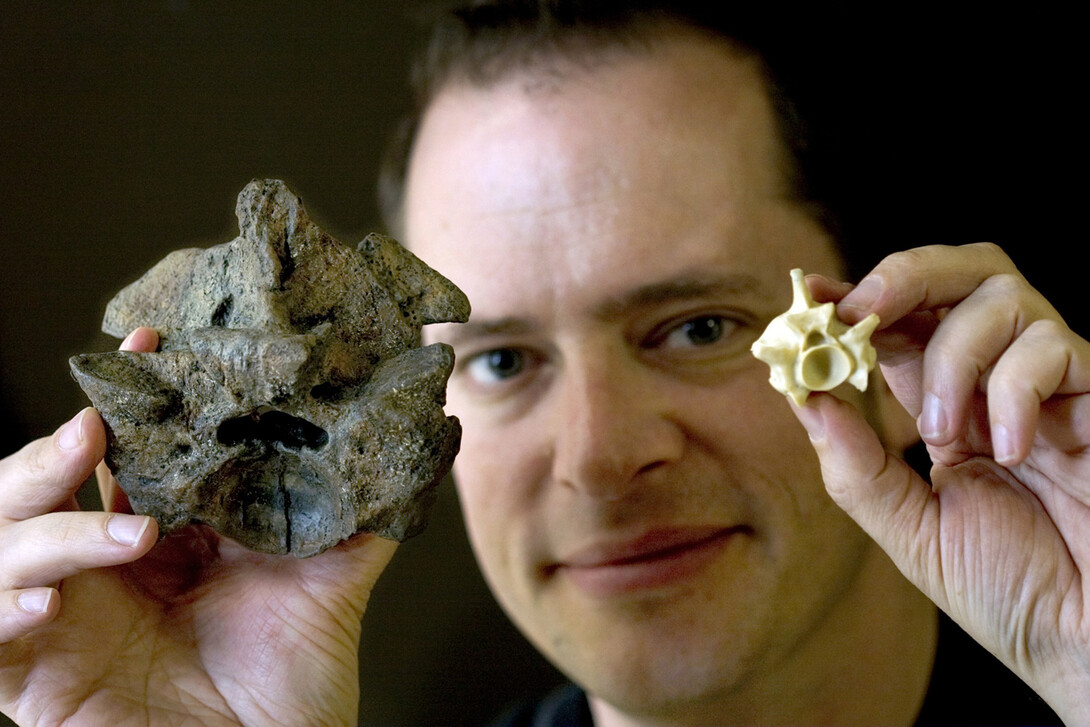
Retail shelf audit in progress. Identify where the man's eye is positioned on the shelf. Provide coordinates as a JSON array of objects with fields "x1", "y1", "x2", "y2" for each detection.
[
  {"x1": 464, "y1": 348, "x2": 527, "y2": 384},
  {"x1": 660, "y1": 315, "x2": 734, "y2": 349}
]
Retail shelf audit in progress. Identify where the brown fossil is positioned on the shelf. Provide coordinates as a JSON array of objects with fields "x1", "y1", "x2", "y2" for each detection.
[{"x1": 70, "y1": 179, "x2": 470, "y2": 556}]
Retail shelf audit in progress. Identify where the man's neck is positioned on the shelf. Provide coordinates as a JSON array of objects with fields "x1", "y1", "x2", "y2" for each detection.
[{"x1": 587, "y1": 544, "x2": 939, "y2": 727}]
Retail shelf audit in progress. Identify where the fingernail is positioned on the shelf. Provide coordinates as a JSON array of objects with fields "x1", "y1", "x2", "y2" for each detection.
[
  {"x1": 107, "y1": 515, "x2": 151, "y2": 547},
  {"x1": 794, "y1": 400, "x2": 826, "y2": 443},
  {"x1": 840, "y1": 277, "x2": 882, "y2": 315},
  {"x1": 57, "y1": 408, "x2": 90, "y2": 451},
  {"x1": 919, "y1": 393, "x2": 948, "y2": 441},
  {"x1": 17, "y1": 589, "x2": 54, "y2": 614},
  {"x1": 992, "y1": 423, "x2": 1015, "y2": 464}
]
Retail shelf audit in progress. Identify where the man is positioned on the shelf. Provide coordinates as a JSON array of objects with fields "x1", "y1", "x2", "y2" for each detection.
[
  {"x1": 386, "y1": 4, "x2": 1078, "y2": 725},
  {"x1": 0, "y1": 2, "x2": 1086, "y2": 726}
]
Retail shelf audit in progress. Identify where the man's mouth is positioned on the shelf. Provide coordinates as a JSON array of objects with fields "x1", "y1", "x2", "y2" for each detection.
[{"x1": 550, "y1": 526, "x2": 752, "y2": 597}]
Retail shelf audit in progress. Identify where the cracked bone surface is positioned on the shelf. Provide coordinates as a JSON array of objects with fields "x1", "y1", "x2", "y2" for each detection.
[
  {"x1": 70, "y1": 179, "x2": 470, "y2": 556},
  {"x1": 750, "y1": 268, "x2": 879, "y2": 406}
]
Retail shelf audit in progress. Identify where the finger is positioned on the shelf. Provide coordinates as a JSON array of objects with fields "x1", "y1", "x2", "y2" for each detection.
[
  {"x1": 791, "y1": 393, "x2": 944, "y2": 604},
  {"x1": 918, "y1": 273, "x2": 1061, "y2": 449},
  {"x1": 837, "y1": 243, "x2": 1020, "y2": 327},
  {"x1": 804, "y1": 273, "x2": 855, "y2": 304},
  {"x1": 87, "y1": 327, "x2": 158, "y2": 513},
  {"x1": 120, "y1": 326, "x2": 160, "y2": 353},
  {"x1": 869, "y1": 312, "x2": 943, "y2": 419},
  {"x1": 807, "y1": 269, "x2": 942, "y2": 418},
  {"x1": 0, "y1": 588, "x2": 60, "y2": 644},
  {"x1": 94, "y1": 461, "x2": 133, "y2": 514},
  {"x1": 805, "y1": 273, "x2": 943, "y2": 365},
  {"x1": 95, "y1": 460, "x2": 116, "y2": 511},
  {"x1": 0, "y1": 409, "x2": 106, "y2": 523},
  {"x1": 986, "y1": 319, "x2": 1090, "y2": 465},
  {"x1": 0, "y1": 511, "x2": 157, "y2": 591}
]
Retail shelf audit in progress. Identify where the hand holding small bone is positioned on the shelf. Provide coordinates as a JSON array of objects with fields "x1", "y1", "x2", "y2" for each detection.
[{"x1": 789, "y1": 243, "x2": 1090, "y2": 724}]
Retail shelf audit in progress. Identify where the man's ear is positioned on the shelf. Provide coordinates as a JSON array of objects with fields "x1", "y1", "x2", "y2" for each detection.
[{"x1": 865, "y1": 370, "x2": 920, "y2": 457}]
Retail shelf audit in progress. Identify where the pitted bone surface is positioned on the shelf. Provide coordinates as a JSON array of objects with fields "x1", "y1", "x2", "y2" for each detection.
[{"x1": 70, "y1": 179, "x2": 470, "y2": 556}]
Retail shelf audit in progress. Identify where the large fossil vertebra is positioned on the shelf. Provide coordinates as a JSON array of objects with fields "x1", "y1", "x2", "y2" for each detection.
[{"x1": 70, "y1": 179, "x2": 470, "y2": 556}]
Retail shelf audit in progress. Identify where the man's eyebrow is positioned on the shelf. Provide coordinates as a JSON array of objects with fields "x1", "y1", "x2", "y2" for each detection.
[
  {"x1": 591, "y1": 273, "x2": 767, "y2": 321},
  {"x1": 437, "y1": 274, "x2": 768, "y2": 346},
  {"x1": 438, "y1": 317, "x2": 536, "y2": 347}
]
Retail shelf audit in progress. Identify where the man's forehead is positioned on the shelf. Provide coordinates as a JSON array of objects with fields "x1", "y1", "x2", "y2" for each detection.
[
  {"x1": 407, "y1": 38, "x2": 787, "y2": 235},
  {"x1": 412, "y1": 33, "x2": 780, "y2": 173}
]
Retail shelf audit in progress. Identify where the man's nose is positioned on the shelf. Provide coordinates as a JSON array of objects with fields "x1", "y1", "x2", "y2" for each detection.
[{"x1": 550, "y1": 348, "x2": 684, "y2": 500}]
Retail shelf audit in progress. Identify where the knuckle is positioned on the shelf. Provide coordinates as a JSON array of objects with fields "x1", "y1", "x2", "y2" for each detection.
[
  {"x1": 0, "y1": 445, "x2": 60, "y2": 515},
  {"x1": 0, "y1": 590, "x2": 56, "y2": 643},
  {"x1": 50, "y1": 514, "x2": 85, "y2": 548},
  {"x1": 927, "y1": 340, "x2": 975, "y2": 380},
  {"x1": 877, "y1": 243, "x2": 1015, "y2": 283},
  {"x1": 0, "y1": 514, "x2": 109, "y2": 591},
  {"x1": 978, "y1": 273, "x2": 1061, "y2": 326},
  {"x1": 7, "y1": 438, "x2": 53, "y2": 484},
  {"x1": 1022, "y1": 317, "x2": 1068, "y2": 341},
  {"x1": 980, "y1": 271, "x2": 1031, "y2": 300},
  {"x1": 45, "y1": 512, "x2": 111, "y2": 553},
  {"x1": 987, "y1": 320, "x2": 1072, "y2": 397},
  {"x1": 876, "y1": 247, "x2": 930, "y2": 278},
  {"x1": 967, "y1": 241, "x2": 1014, "y2": 269},
  {"x1": 0, "y1": 458, "x2": 66, "y2": 522},
  {"x1": 985, "y1": 359, "x2": 1030, "y2": 396},
  {"x1": 0, "y1": 433, "x2": 103, "y2": 522}
]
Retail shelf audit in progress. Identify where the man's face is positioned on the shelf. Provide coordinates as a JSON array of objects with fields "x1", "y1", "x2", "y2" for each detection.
[{"x1": 405, "y1": 37, "x2": 883, "y2": 715}]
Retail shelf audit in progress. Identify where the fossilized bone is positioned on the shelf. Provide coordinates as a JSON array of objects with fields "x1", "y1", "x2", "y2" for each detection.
[{"x1": 70, "y1": 180, "x2": 470, "y2": 556}]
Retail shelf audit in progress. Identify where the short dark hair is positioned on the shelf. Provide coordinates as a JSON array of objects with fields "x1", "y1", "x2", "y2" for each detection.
[{"x1": 379, "y1": 1, "x2": 870, "y2": 277}]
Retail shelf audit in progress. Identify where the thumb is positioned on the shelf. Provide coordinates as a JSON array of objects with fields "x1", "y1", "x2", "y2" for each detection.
[{"x1": 792, "y1": 393, "x2": 946, "y2": 609}]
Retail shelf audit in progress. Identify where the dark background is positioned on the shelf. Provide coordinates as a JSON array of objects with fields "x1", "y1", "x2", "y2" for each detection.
[{"x1": 0, "y1": 2, "x2": 1082, "y2": 725}]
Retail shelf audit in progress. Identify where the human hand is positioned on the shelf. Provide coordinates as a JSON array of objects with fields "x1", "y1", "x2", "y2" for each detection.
[
  {"x1": 0, "y1": 327, "x2": 398, "y2": 726},
  {"x1": 792, "y1": 243, "x2": 1090, "y2": 723}
]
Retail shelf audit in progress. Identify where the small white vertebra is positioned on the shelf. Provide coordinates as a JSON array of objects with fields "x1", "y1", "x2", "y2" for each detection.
[{"x1": 751, "y1": 268, "x2": 879, "y2": 406}]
